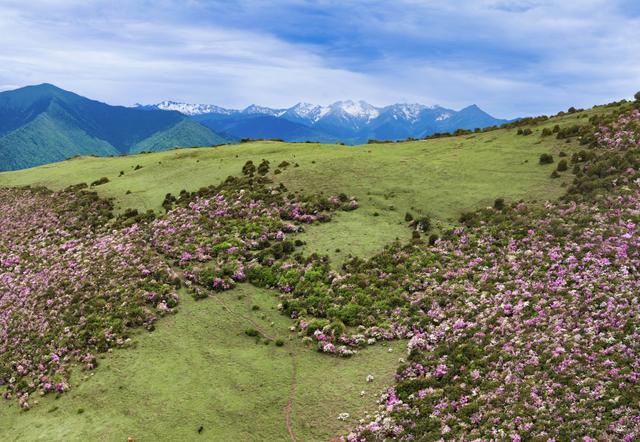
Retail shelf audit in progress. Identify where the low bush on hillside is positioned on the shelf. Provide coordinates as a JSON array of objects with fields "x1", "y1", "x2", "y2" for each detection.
[
  {"x1": 90, "y1": 177, "x2": 109, "y2": 186},
  {"x1": 556, "y1": 159, "x2": 568, "y2": 171},
  {"x1": 539, "y1": 153, "x2": 554, "y2": 164},
  {"x1": 516, "y1": 128, "x2": 532, "y2": 135}
]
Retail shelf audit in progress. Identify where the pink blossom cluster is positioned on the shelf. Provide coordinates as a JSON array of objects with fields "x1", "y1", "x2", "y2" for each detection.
[
  {"x1": 0, "y1": 188, "x2": 177, "y2": 408},
  {"x1": 346, "y1": 111, "x2": 640, "y2": 440}
]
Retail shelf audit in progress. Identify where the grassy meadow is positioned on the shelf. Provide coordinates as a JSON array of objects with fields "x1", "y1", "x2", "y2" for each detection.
[
  {"x1": 0, "y1": 109, "x2": 588, "y2": 264},
  {"x1": 0, "y1": 285, "x2": 401, "y2": 441},
  {"x1": 0, "y1": 108, "x2": 599, "y2": 440}
]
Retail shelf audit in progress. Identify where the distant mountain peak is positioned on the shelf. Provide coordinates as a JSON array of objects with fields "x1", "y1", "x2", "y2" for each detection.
[
  {"x1": 329, "y1": 100, "x2": 379, "y2": 121},
  {"x1": 461, "y1": 104, "x2": 482, "y2": 112},
  {"x1": 132, "y1": 97, "x2": 507, "y2": 143},
  {"x1": 135, "y1": 101, "x2": 234, "y2": 116},
  {"x1": 242, "y1": 104, "x2": 286, "y2": 117}
]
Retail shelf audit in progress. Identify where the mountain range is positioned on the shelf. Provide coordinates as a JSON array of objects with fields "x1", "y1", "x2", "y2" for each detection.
[
  {"x1": 0, "y1": 84, "x2": 228, "y2": 171},
  {"x1": 0, "y1": 84, "x2": 510, "y2": 172},
  {"x1": 135, "y1": 100, "x2": 509, "y2": 144}
]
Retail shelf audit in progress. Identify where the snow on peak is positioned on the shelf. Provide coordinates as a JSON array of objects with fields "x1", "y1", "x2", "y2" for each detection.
[
  {"x1": 152, "y1": 101, "x2": 233, "y2": 116},
  {"x1": 290, "y1": 102, "x2": 320, "y2": 116},
  {"x1": 385, "y1": 103, "x2": 429, "y2": 122},
  {"x1": 288, "y1": 102, "x2": 330, "y2": 122},
  {"x1": 242, "y1": 104, "x2": 286, "y2": 116},
  {"x1": 330, "y1": 100, "x2": 380, "y2": 121},
  {"x1": 436, "y1": 112, "x2": 452, "y2": 121}
]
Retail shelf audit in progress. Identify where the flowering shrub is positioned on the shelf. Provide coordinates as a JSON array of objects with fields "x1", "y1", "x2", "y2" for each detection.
[
  {"x1": 0, "y1": 171, "x2": 357, "y2": 408},
  {"x1": 343, "y1": 107, "x2": 640, "y2": 440},
  {"x1": 0, "y1": 188, "x2": 177, "y2": 408},
  {"x1": 150, "y1": 175, "x2": 357, "y2": 293}
]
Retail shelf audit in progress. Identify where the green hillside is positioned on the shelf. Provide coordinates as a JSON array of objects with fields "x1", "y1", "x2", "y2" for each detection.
[
  {"x1": 0, "y1": 84, "x2": 228, "y2": 171},
  {"x1": 0, "y1": 113, "x2": 119, "y2": 171},
  {"x1": 0, "y1": 105, "x2": 613, "y2": 441},
  {"x1": 131, "y1": 119, "x2": 227, "y2": 153},
  {"x1": 0, "y1": 108, "x2": 589, "y2": 263}
]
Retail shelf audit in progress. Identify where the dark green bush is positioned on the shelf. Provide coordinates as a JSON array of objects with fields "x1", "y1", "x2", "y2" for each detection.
[
  {"x1": 557, "y1": 159, "x2": 568, "y2": 172},
  {"x1": 539, "y1": 153, "x2": 554, "y2": 165},
  {"x1": 257, "y1": 159, "x2": 270, "y2": 176},
  {"x1": 90, "y1": 177, "x2": 109, "y2": 186},
  {"x1": 242, "y1": 160, "x2": 256, "y2": 177}
]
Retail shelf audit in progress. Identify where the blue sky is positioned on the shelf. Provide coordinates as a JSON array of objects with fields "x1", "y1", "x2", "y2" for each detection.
[{"x1": 0, "y1": 0, "x2": 639, "y2": 118}]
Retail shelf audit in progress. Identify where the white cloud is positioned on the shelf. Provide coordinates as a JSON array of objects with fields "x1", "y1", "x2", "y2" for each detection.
[{"x1": 0, "y1": 0, "x2": 638, "y2": 117}]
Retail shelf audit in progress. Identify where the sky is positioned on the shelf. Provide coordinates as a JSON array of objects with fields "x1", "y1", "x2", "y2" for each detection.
[{"x1": 0, "y1": 0, "x2": 639, "y2": 118}]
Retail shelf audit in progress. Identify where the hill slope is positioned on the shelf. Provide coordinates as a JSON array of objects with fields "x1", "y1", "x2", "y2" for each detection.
[
  {"x1": 0, "y1": 103, "x2": 625, "y2": 441},
  {"x1": 0, "y1": 84, "x2": 228, "y2": 171},
  {"x1": 0, "y1": 106, "x2": 586, "y2": 263}
]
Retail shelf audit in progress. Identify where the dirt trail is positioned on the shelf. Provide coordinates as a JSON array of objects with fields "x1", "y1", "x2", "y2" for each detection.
[{"x1": 284, "y1": 354, "x2": 298, "y2": 442}]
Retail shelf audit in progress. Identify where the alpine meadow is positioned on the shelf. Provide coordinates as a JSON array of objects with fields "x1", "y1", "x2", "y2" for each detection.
[{"x1": 1, "y1": 1, "x2": 639, "y2": 441}]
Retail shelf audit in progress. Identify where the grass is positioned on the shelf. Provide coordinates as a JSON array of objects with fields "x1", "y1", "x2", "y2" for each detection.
[
  {"x1": 0, "y1": 108, "x2": 600, "y2": 439},
  {"x1": 0, "y1": 285, "x2": 401, "y2": 441},
  {"x1": 0, "y1": 109, "x2": 588, "y2": 263}
]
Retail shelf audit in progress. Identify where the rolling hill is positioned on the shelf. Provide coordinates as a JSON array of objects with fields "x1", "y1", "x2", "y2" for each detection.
[
  {"x1": 1, "y1": 101, "x2": 635, "y2": 441},
  {"x1": 0, "y1": 84, "x2": 228, "y2": 171}
]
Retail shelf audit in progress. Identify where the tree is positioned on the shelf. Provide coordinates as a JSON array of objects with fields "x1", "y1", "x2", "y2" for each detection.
[{"x1": 635, "y1": 91, "x2": 640, "y2": 102}]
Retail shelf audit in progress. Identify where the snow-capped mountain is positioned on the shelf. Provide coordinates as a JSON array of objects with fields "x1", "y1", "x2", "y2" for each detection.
[
  {"x1": 135, "y1": 99, "x2": 509, "y2": 143},
  {"x1": 134, "y1": 101, "x2": 235, "y2": 116},
  {"x1": 241, "y1": 104, "x2": 286, "y2": 117}
]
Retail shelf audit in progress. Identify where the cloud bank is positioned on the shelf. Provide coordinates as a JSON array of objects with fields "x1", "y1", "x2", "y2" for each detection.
[{"x1": 0, "y1": 0, "x2": 638, "y2": 117}]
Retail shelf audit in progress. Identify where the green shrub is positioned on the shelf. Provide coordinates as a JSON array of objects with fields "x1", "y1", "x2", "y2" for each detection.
[
  {"x1": 539, "y1": 153, "x2": 554, "y2": 165},
  {"x1": 242, "y1": 160, "x2": 256, "y2": 177},
  {"x1": 557, "y1": 159, "x2": 568, "y2": 172},
  {"x1": 90, "y1": 177, "x2": 109, "y2": 187},
  {"x1": 244, "y1": 328, "x2": 259, "y2": 337},
  {"x1": 494, "y1": 198, "x2": 505, "y2": 210},
  {"x1": 257, "y1": 159, "x2": 270, "y2": 176}
]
